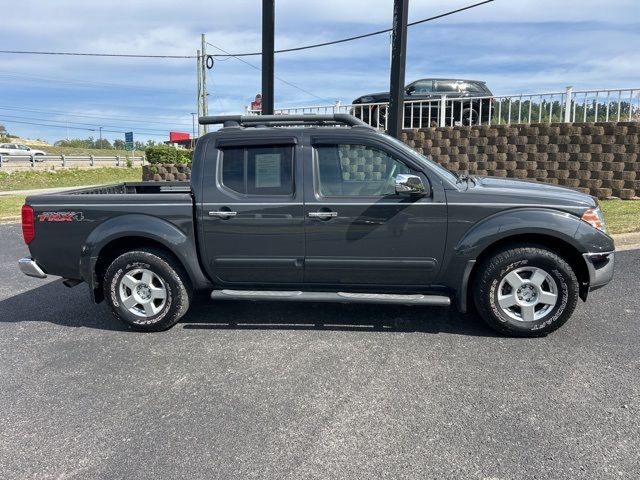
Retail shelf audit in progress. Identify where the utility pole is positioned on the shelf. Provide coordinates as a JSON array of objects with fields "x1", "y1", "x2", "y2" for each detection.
[
  {"x1": 99, "y1": 126, "x2": 103, "y2": 148},
  {"x1": 190, "y1": 112, "x2": 196, "y2": 149},
  {"x1": 262, "y1": 0, "x2": 275, "y2": 115},
  {"x1": 201, "y1": 34, "x2": 209, "y2": 133},
  {"x1": 388, "y1": 0, "x2": 409, "y2": 139},
  {"x1": 196, "y1": 49, "x2": 203, "y2": 137}
]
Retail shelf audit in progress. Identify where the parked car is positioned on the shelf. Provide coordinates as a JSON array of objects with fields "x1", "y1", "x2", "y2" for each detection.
[
  {"x1": 352, "y1": 78, "x2": 494, "y2": 127},
  {"x1": 18, "y1": 114, "x2": 614, "y2": 337},
  {"x1": 0, "y1": 143, "x2": 47, "y2": 161}
]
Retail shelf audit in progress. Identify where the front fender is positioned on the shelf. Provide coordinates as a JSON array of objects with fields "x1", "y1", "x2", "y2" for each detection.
[
  {"x1": 454, "y1": 208, "x2": 585, "y2": 258},
  {"x1": 79, "y1": 214, "x2": 211, "y2": 300},
  {"x1": 446, "y1": 208, "x2": 586, "y2": 312}
]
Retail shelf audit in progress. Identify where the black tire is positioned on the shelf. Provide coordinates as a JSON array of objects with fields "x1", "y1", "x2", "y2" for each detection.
[
  {"x1": 103, "y1": 248, "x2": 191, "y2": 332},
  {"x1": 461, "y1": 108, "x2": 478, "y2": 126},
  {"x1": 473, "y1": 245, "x2": 579, "y2": 337}
]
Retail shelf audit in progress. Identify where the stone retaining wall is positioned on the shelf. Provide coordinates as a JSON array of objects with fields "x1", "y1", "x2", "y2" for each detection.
[
  {"x1": 142, "y1": 163, "x2": 191, "y2": 182},
  {"x1": 402, "y1": 122, "x2": 639, "y2": 199},
  {"x1": 144, "y1": 122, "x2": 639, "y2": 199}
]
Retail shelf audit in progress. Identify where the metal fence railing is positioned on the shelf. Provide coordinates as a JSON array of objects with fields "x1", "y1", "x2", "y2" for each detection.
[
  {"x1": 246, "y1": 87, "x2": 640, "y2": 129},
  {"x1": 0, "y1": 154, "x2": 145, "y2": 169}
]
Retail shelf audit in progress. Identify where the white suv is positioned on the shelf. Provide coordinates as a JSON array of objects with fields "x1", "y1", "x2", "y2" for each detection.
[{"x1": 0, "y1": 143, "x2": 47, "y2": 161}]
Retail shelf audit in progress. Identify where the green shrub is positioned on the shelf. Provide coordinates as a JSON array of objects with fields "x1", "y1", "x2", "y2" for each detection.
[{"x1": 145, "y1": 145, "x2": 191, "y2": 165}]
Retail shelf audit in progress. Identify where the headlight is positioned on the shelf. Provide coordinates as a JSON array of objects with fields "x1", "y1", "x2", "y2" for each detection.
[
  {"x1": 358, "y1": 96, "x2": 375, "y2": 103},
  {"x1": 581, "y1": 207, "x2": 607, "y2": 233}
]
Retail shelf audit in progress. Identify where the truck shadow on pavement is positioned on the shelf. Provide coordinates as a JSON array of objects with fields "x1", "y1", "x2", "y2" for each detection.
[
  {"x1": 0, "y1": 280, "x2": 497, "y2": 337},
  {"x1": 181, "y1": 295, "x2": 498, "y2": 337}
]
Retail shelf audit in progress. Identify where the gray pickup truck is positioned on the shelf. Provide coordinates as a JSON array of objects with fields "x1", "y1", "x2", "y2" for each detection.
[{"x1": 18, "y1": 114, "x2": 614, "y2": 336}]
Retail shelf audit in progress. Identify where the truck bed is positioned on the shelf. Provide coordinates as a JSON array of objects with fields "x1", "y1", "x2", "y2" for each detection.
[
  {"x1": 24, "y1": 182, "x2": 196, "y2": 281},
  {"x1": 64, "y1": 182, "x2": 192, "y2": 196}
]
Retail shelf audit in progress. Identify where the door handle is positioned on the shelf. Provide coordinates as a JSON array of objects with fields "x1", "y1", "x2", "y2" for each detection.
[
  {"x1": 209, "y1": 210, "x2": 237, "y2": 218},
  {"x1": 308, "y1": 211, "x2": 338, "y2": 218}
]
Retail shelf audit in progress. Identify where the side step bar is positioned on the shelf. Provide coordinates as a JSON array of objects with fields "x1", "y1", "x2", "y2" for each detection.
[{"x1": 210, "y1": 289, "x2": 450, "y2": 306}]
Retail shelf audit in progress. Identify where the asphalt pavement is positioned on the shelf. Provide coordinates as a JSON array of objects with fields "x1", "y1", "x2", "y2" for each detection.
[{"x1": 0, "y1": 223, "x2": 638, "y2": 479}]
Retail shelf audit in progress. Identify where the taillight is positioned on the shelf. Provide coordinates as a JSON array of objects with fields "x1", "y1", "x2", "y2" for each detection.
[{"x1": 22, "y1": 204, "x2": 35, "y2": 244}]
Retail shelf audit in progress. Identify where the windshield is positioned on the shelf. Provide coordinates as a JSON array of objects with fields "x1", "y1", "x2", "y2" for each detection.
[{"x1": 384, "y1": 135, "x2": 459, "y2": 184}]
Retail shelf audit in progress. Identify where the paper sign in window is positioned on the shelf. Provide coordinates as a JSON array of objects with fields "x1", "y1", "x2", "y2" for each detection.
[{"x1": 255, "y1": 154, "x2": 281, "y2": 188}]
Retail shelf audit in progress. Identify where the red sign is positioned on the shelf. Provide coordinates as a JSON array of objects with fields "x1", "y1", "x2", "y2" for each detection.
[{"x1": 170, "y1": 131, "x2": 190, "y2": 142}]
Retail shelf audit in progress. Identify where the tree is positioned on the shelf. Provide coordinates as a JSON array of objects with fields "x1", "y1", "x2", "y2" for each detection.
[
  {"x1": 134, "y1": 140, "x2": 146, "y2": 150},
  {"x1": 0, "y1": 124, "x2": 6, "y2": 134},
  {"x1": 94, "y1": 138, "x2": 113, "y2": 150},
  {"x1": 54, "y1": 138, "x2": 95, "y2": 148},
  {"x1": 113, "y1": 139, "x2": 125, "y2": 150}
]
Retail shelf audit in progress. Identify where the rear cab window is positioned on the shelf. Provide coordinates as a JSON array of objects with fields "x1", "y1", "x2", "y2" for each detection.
[{"x1": 219, "y1": 145, "x2": 294, "y2": 196}]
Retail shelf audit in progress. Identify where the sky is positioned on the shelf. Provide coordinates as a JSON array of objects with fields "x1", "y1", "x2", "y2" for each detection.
[{"x1": 0, "y1": 0, "x2": 639, "y2": 144}]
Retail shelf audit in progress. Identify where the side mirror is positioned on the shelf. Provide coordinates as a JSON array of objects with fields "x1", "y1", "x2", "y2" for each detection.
[
  {"x1": 395, "y1": 174, "x2": 429, "y2": 196},
  {"x1": 406, "y1": 85, "x2": 415, "y2": 95}
]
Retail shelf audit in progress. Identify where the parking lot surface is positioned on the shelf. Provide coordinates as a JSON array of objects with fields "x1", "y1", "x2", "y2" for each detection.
[{"x1": 0, "y1": 223, "x2": 638, "y2": 479}]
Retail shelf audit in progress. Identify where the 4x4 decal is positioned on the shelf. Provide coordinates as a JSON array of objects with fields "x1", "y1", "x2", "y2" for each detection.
[{"x1": 37, "y1": 211, "x2": 85, "y2": 222}]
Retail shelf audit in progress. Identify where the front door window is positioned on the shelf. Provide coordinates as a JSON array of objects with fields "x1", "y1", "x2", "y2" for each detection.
[{"x1": 314, "y1": 144, "x2": 413, "y2": 197}]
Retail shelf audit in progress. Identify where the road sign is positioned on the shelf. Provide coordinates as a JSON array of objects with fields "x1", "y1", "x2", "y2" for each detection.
[{"x1": 125, "y1": 132, "x2": 134, "y2": 151}]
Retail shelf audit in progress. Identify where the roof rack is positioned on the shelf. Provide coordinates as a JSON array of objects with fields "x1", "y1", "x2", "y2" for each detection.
[{"x1": 198, "y1": 113, "x2": 370, "y2": 128}]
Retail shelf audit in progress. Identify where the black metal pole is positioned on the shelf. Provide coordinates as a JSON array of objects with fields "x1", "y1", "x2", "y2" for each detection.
[
  {"x1": 262, "y1": 0, "x2": 275, "y2": 115},
  {"x1": 388, "y1": 0, "x2": 409, "y2": 139}
]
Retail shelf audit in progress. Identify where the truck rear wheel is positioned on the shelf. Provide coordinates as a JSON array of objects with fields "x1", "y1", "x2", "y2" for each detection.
[
  {"x1": 473, "y1": 245, "x2": 579, "y2": 337},
  {"x1": 103, "y1": 248, "x2": 191, "y2": 331}
]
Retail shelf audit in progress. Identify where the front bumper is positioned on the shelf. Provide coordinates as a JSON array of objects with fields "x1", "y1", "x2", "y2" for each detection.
[
  {"x1": 18, "y1": 257, "x2": 47, "y2": 279},
  {"x1": 583, "y1": 251, "x2": 615, "y2": 291}
]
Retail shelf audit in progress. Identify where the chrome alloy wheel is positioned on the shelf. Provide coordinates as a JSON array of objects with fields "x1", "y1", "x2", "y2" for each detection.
[
  {"x1": 496, "y1": 267, "x2": 558, "y2": 322},
  {"x1": 118, "y1": 268, "x2": 167, "y2": 318}
]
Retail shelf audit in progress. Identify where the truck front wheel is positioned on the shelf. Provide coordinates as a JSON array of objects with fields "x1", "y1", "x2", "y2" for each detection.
[
  {"x1": 473, "y1": 245, "x2": 579, "y2": 337},
  {"x1": 103, "y1": 248, "x2": 191, "y2": 331}
]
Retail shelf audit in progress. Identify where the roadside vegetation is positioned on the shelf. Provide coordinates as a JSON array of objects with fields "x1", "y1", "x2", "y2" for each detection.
[
  {"x1": 600, "y1": 200, "x2": 640, "y2": 235},
  {"x1": 0, "y1": 167, "x2": 142, "y2": 191},
  {"x1": 0, "y1": 196, "x2": 25, "y2": 220}
]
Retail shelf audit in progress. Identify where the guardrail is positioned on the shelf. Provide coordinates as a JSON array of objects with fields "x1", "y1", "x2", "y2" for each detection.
[
  {"x1": 0, "y1": 154, "x2": 145, "y2": 169},
  {"x1": 246, "y1": 87, "x2": 640, "y2": 128}
]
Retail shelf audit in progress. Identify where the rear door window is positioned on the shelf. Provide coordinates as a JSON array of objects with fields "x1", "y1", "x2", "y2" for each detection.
[
  {"x1": 460, "y1": 82, "x2": 485, "y2": 94},
  {"x1": 220, "y1": 145, "x2": 294, "y2": 196}
]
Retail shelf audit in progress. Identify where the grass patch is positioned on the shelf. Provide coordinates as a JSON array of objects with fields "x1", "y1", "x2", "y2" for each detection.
[
  {"x1": 0, "y1": 196, "x2": 25, "y2": 220},
  {"x1": 0, "y1": 167, "x2": 141, "y2": 191},
  {"x1": 600, "y1": 199, "x2": 640, "y2": 235}
]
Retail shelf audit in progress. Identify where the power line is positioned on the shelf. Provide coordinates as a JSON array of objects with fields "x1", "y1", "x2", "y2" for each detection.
[
  {"x1": 206, "y1": 41, "x2": 332, "y2": 104},
  {"x1": 0, "y1": 0, "x2": 494, "y2": 60},
  {"x1": 0, "y1": 71, "x2": 192, "y2": 94},
  {"x1": 0, "y1": 105, "x2": 192, "y2": 127},
  {"x1": 212, "y1": 0, "x2": 494, "y2": 57},
  {"x1": 0, "y1": 50, "x2": 196, "y2": 59},
  {"x1": 0, "y1": 117, "x2": 169, "y2": 137},
  {"x1": 0, "y1": 113, "x2": 172, "y2": 135}
]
